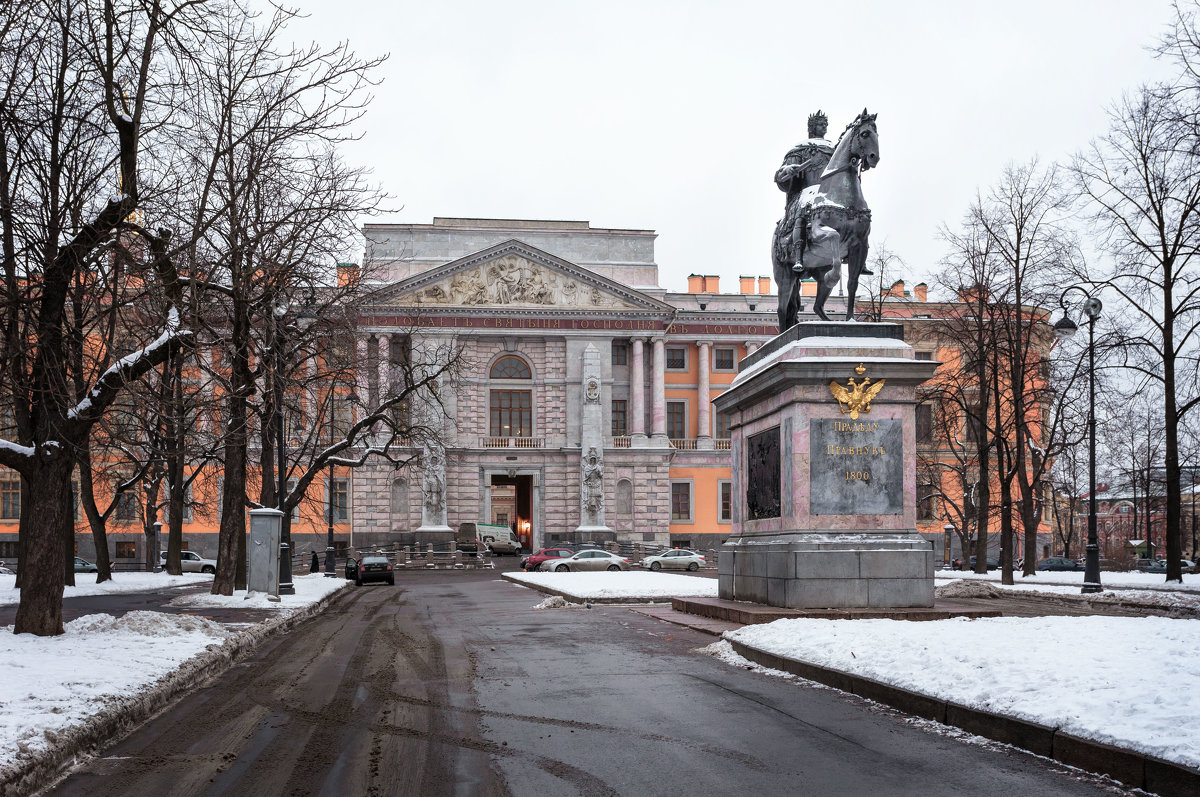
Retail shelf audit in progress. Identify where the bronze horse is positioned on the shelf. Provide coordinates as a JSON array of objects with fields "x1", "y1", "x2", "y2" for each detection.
[{"x1": 773, "y1": 110, "x2": 880, "y2": 326}]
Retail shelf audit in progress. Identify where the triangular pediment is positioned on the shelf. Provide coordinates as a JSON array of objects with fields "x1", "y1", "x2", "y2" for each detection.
[{"x1": 364, "y1": 240, "x2": 673, "y2": 314}]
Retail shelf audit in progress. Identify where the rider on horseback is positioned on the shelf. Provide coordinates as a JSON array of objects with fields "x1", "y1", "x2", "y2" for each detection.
[{"x1": 775, "y1": 111, "x2": 834, "y2": 265}]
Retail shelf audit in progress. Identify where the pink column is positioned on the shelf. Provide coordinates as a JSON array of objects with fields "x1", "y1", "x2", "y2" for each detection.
[
  {"x1": 650, "y1": 336, "x2": 667, "y2": 443},
  {"x1": 697, "y1": 341, "x2": 712, "y2": 448},
  {"x1": 630, "y1": 337, "x2": 647, "y2": 443},
  {"x1": 355, "y1": 336, "x2": 371, "y2": 422},
  {"x1": 376, "y1": 335, "x2": 390, "y2": 406}
]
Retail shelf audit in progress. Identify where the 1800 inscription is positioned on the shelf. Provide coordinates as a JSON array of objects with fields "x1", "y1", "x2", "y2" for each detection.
[{"x1": 809, "y1": 419, "x2": 902, "y2": 515}]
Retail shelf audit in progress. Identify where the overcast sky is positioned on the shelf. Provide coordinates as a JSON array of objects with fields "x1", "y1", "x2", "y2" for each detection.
[{"x1": 285, "y1": 0, "x2": 1178, "y2": 295}]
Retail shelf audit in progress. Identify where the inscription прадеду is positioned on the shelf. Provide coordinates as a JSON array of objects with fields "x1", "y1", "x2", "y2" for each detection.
[{"x1": 809, "y1": 418, "x2": 902, "y2": 515}]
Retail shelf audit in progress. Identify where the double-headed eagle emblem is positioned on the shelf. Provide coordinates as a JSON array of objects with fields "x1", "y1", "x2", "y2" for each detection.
[{"x1": 829, "y1": 363, "x2": 885, "y2": 420}]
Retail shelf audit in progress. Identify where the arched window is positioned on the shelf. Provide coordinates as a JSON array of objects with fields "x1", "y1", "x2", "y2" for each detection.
[
  {"x1": 490, "y1": 355, "x2": 533, "y2": 437},
  {"x1": 490, "y1": 355, "x2": 531, "y2": 380}
]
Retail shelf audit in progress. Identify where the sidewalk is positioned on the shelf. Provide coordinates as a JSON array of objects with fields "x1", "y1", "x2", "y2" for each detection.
[{"x1": 0, "y1": 574, "x2": 349, "y2": 797}]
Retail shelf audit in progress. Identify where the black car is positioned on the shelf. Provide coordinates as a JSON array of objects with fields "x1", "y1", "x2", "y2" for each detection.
[
  {"x1": 1036, "y1": 557, "x2": 1082, "y2": 572},
  {"x1": 951, "y1": 556, "x2": 1000, "y2": 571},
  {"x1": 347, "y1": 555, "x2": 394, "y2": 586}
]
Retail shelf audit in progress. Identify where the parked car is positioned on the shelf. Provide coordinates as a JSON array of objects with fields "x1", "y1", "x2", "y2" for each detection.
[
  {"x1": 1036, "y1": 557, "x2": 1082, "y2": 572},
  {"x1": 1134, "y1": 558, "x2": 1167, "y2": 574},
  {"x1": 522, "y1": 547, "x2": 574, "y2": 571},
  {"x1": 73, "y1": 557, "x2": 98, "y2": 573},
  {"x1": 158, "y1": 550, "x2": 217, "y2": 574},
  {"x1": 641, "y1": 549, "x2": 706, "y2": 572},
  {"x1": 951, "y1": 556, "x2": 1000, "y2": 571},
  {"x1": 348, "y1": 555, "x2": 394, "y2": 586},
  {"x1": 454, "y1": 522, "x2": 480, "y2": 553},
  {"x1": 541, "y1": 550, "x2": 631, "y2": 572},
  {"x1": 0, "y1": 564, "x2": 15, "y2": 575},
  {"x1": 472, "y1": 523, "x2": 521, "y2": 555}
]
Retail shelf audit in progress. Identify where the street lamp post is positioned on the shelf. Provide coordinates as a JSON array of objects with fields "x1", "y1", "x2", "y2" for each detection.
[
  {"x1": 943, "y1": 521, "x2": 954, "y2": 568},
  {"x1": 273, "y1": 299, "x2": 317, "y2": 596},
  {"x1": 1052, "y1": 288, "x2": 1103, "y2": 594},
  {"x1": 323, "y1": 389, "x2": 356, "y2": 578}
]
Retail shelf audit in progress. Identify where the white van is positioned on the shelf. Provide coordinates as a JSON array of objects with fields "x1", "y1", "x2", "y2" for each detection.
[{"x1": 471, "y1": 522, "x2": 521, "y2": 555}]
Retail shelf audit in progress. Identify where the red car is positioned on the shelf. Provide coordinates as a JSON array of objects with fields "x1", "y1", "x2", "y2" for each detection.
[{"x1": 522, "y1": 547, "x2": 574, "y2": 571}]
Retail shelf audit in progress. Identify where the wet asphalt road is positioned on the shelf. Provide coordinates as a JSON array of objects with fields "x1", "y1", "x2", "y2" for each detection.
[{"x1": 45, "y1": 570, "x2": 1130, "y2": 797}]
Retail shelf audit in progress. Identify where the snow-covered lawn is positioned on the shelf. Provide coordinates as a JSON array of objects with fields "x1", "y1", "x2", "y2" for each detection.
[
  {"x1": 167, "y1": 572, "x2": 348, "y2": 609},
  {"x1": 726, "y1": 615, "x2": 1200, "y2": 769},
  {"x1": 506, "y1": 570, "x2": 718, "y2": 601},
  {"x1": 0, "y1": 611, "x2": 230, "y2": 772},
  {"x1": 935, "y1": 577, "x2": 1200, "y2": 611},
  {"x1": 0, "y1": 572, "x2": 211, "y2": 606},
  {"x1": 935, "y1": 569, "x2": 1200, "y2": 591},
  {"x1": 0, "y1": 573, "x2": 350, "y2": 779}
]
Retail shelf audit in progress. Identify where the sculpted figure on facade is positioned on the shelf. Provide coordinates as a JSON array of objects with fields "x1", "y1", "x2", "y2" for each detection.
[
  {"x1": 429, "y1": 256, "x2": 628, "y2": 309},
  {"x1": 422, "y1": 448, "x2": 445, "y2": 513},
  {"x1": 581, "y1": 447, "x2": 604, "y2": 515}
]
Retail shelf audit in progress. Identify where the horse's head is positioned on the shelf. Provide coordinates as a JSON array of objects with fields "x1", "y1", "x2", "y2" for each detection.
[{"x1": 849, "y1": 109, "x2": 880, "y2": 172}]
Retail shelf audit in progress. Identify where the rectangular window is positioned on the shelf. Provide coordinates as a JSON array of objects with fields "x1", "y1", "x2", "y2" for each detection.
[
  {"x1": 719, "y1": 480, "x2": 732, "y2": 522},
  {"x1": 918, "y1": 481, "x2": 937, "y2": 521},
  {"x1": 965, "y1": 407, "x2": 984, "y2": 443},
  {"x1": 330, "y1": 396, "x2": 353, "y2": 439},
  {"x1": 1, "y1": 480, "x2": 20, "y2": 516},
  {"x1": 611, "y1": 400, "x2": 628, "y2": 437},
  {"x1": 713, "y1": 347, "x2": 736, "y2": 371},
  {"x1": 328, "y1": 478, "x2": 348, "y2": 522},
  {"x1": 490, "y1": 390, "x2": 532, "y2": 437},
  {"x1": 665, "y1": 346, "x2": 687, "y2": 370},
  {"x1": 0, "y1": 541, "x2": 17, "y2": 558},
  {"x1": 115, "y1": 541, "x2": 136, "y2": 559},
  {"x1": 611, "y1": 342, "x2": 628, "y2": 366},
  {"x1": 916, "y1": 404, "x2": 933, "y2": 444},
  {"x1": 181, "y1": 484, "x2": 193, "y2": 524},
  {"x1": 714, "y1": 410, "x2": 731, "y2": 440},
  {"x1": 286, "y1": 478, "x2": 299, "y2": 521},
  {"x1": 115, "y1": 491, "x2": 139, "y2": 523},
  {"x1": 666, "y1": 401, "x2": 686, "y2": 439},
  {"x1": 915, "y1": 351, "x2": 933, "y2": 361},
  {"x1": 670, "y1": 481, "x2": 692, "y2": 522}
]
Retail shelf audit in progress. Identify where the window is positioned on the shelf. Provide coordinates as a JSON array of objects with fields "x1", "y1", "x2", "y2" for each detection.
[
  {"x1": 670, "y1": 481, "x2": 693, "y2": 522},
  {"x1": 916, "y1": 404, "x2": 933, "y2": 444},
  {"x1": 70, "y1": 482, "x2": 79, "y2": 521},
  {"x1": 665, "y1": 347, "x2": 687, "y2": 370},
  {"x1": 915, "y1": 351, "x2": 933, "y2": 361},
  {"x1": 115, "y1": 490, "x2": 139, "y2": 523},
  {"x1": 714, "y1": 410, "x2": 731, "y2": 440},
  {"x1": 611, "y1": 400, "x2": 628, "y2": 437},
  {"x1": 390, "y1": 335, "x2": 412, "y2": 369},
  {"x1": 714, "y1": 347, "x2": 736, "y2": 371},
  {"x1": 181, "y1": 484, "x2": 193, "y2": 524},
  {"x1": 490, "y1": 355, "x2": 531, "y2": 380},
  {"x1": 115, "y1": 541, "x2": 136, "y2": 559},
  {"x1": 0, "y1": 541, "x2": 17, "y2": 558},
  {"x1": 490, "y1": 390, "x2": 532, "y2": 437},
  {"x1": 328, "y1": 478, "x2": 348, "y2": 522},
  {"x1": 965, "y1": 407, "x2": 985, "y2": 443},
  {"x1": 330, "y1": 395, "x2": 353, "y2": 439},
  {"x1": 719, "y1": 480, "x2": 732, "y2": 522},
  {"x1": 666, "y1": 401, "x2": 686, "y2": 439},
  {"x1": 917, "y1": 481, "x2": 937, "y2": 521},
  {"x1": 611, "y1": 342, "x2": 628, "y2": 366}
]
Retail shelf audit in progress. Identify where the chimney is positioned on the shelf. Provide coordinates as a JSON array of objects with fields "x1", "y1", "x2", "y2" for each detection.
[
  {"x1": 337, "y1": 262, "x2": 359, "y2": 288},
  {"x1": 914, "y1": 282, "x2": 928, "y2": 302},
  {"x1": 703, "y1": 275, "x2": 720, "y2": 293},
  {"x1": 739, "y1": 276, "x2": 755, "y2": 294},
  {"x1": 758, "y1": 276, "x2": 771, "y2": 294},
  {"x1": 888, "y1": 279, "x2": 905, "y2": 298},
  {"x1": 800, "y1": 278, "x2": 817, "y2": 297},
  {"x1": 687, "y1": 274, "x2": 704, "y2": 293}
]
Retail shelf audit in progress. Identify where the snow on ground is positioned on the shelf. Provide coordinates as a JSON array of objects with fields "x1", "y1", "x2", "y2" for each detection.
[
  {"x1": 167, "y1": 572, "x2": 348, "y2": 610},
  {"x1": 0, "y1": 572, "x2": 211, "y2": 606},
  {"x1": 0, "y1": 611, "x2": 229, "y2": 772},
  {"x1": 934, "y1": 569, "x2": 1200, "y2": 591},
  {"x1": 935, "y1": 578, "x2": 1200, "y2": 611},
  {"x1": 726, "y1": 615, "x2": 1200, "y2": 769},
  {"x1": 507, "y1": 571, "x2": 718, "y2": 601}
]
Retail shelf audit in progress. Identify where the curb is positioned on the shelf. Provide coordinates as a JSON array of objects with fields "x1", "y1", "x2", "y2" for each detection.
[
  {"x1": 500, "y1": 573, "x2": 685, "y2": 605},
  {"x1": 727, "y1": 638, "x2": 1200, "y2": 797},
  {"x1": 0, "y1": 582, "x2": 351, "y2": 797}
]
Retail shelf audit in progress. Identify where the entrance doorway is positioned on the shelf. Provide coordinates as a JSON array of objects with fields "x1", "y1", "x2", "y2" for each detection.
[{"x1": 490, "y1": 474, "x2": 533, "y2": 550}]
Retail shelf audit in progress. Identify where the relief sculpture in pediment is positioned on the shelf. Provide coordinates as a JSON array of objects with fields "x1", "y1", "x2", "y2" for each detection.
[{"x1": 417, "y1": 254, "x2": 626, "y2": 308}]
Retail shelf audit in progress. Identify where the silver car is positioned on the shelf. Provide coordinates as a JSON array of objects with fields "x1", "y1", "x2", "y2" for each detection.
[
  {"x1": 641, "y1": 549, "x2": 706, "y2": 572},
  {"x1": 159, "y1": 550, "x2": 217, "y2": 574},
  {"x1": 541, "y1": 550, "x2": 631, "y2": 572}
]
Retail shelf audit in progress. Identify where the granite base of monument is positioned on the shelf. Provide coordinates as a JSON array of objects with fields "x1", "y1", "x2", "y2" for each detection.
[{"x1": 714, "y1": 322, "x2": 939, "y2": 610}]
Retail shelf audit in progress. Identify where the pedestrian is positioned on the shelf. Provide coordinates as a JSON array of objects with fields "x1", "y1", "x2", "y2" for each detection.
[{"x1": 310, "y1": 550, "x2": 319, "y2": 573}]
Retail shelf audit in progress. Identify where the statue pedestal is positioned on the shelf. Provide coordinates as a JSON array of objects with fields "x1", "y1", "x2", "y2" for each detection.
[{"x1": 714, "y1": 322, "x2": 939, "y2": 609}]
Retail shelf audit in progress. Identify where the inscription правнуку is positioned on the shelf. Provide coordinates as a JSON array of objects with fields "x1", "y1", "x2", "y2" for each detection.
[
  {"x1": 809, "y1": 419, "x2": 902, "y2": 515},
  {"x1": 746, "y1": 428, "x2": 781, "y2": 520}
]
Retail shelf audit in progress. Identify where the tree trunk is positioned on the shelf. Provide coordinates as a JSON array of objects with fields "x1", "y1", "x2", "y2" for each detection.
[
  {"x1": 14, "y1": 459, "x2": 73, "y2": 635},
  {"x1": 77, "y1": 447, "x2": 113, "y2": 582}
]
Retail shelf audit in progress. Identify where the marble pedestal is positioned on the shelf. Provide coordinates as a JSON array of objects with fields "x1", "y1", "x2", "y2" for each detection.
[{"x1": 714, "y1": 322, "x2": 939, "y2": 609}]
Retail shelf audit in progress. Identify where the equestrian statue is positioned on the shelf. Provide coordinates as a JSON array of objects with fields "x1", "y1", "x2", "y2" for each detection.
[{"x1": 772, "y1": 109, "x2": 880, "y2": 328}]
